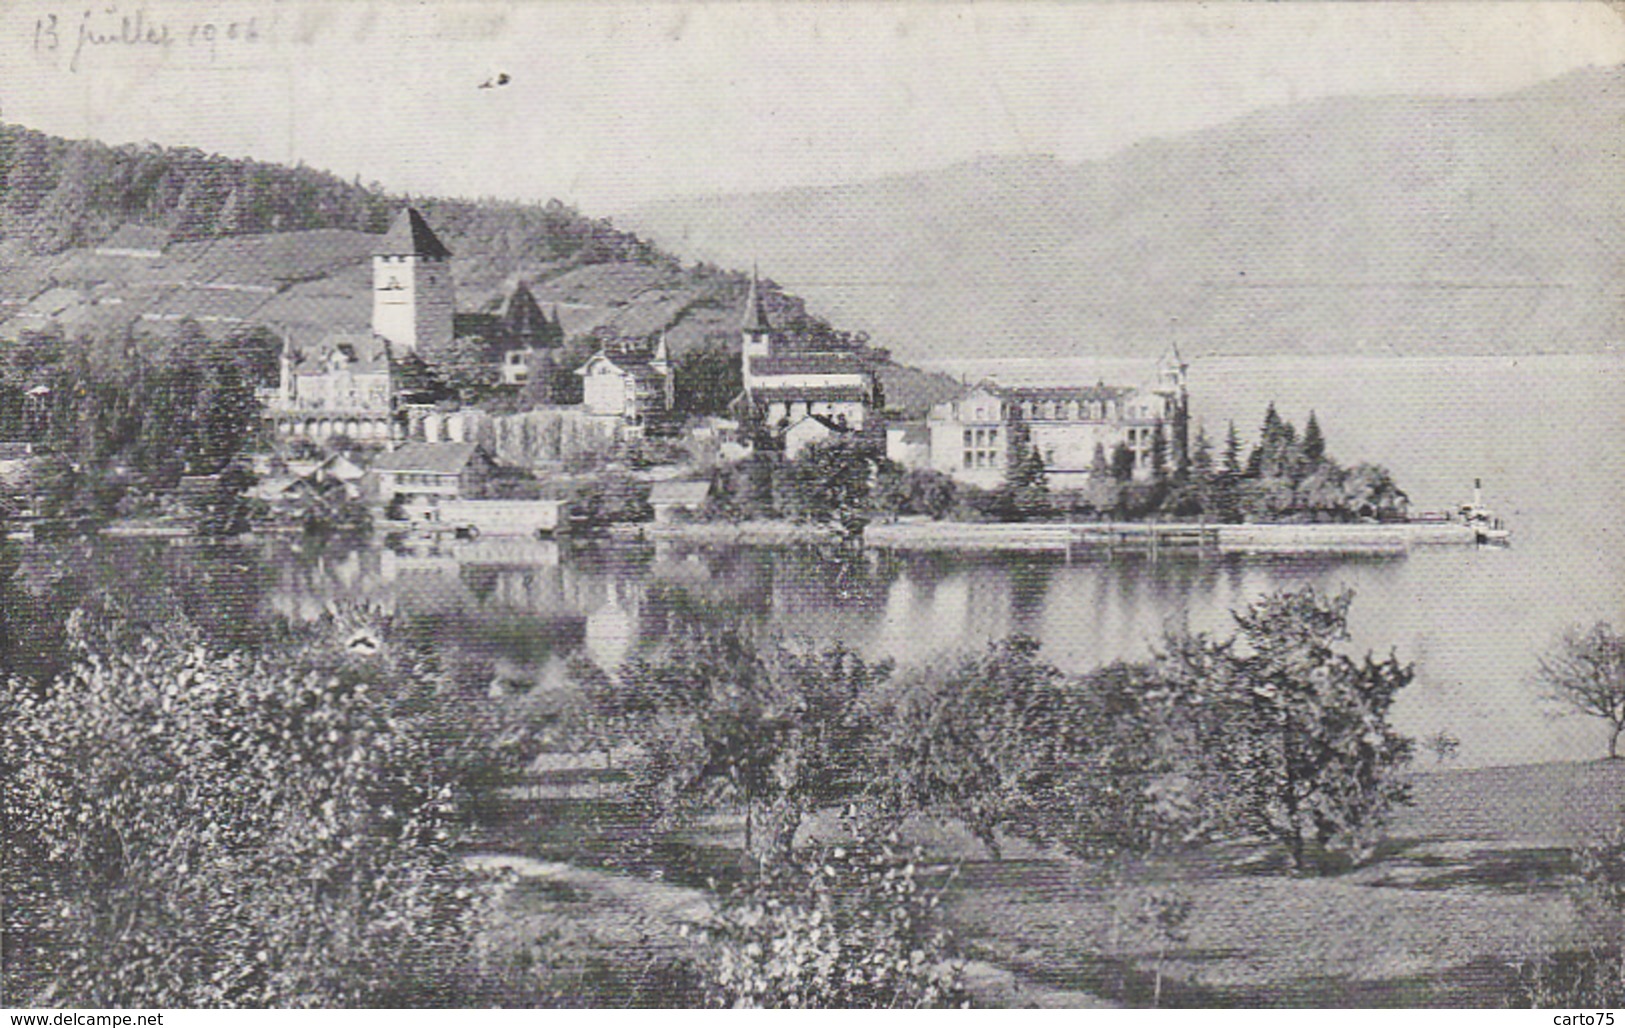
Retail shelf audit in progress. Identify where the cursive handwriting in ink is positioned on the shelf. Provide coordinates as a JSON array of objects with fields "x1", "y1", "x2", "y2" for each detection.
[{"x1": 32, "y1": 7, "x2": 261, "y2": 73}]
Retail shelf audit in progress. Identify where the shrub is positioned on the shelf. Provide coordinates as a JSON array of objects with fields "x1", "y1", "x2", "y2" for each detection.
[
  {"x1": 1512, "y1": 826, "x2": 1625, "y2": 1006},
  {"x1": 693, "y1": 837, "x2": 966, "y2": 1008}
]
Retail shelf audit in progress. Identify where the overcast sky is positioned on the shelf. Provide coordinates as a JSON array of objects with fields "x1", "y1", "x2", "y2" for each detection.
[{"x1": 2, "y1": 1, "x2": 1622, "y2": 212}]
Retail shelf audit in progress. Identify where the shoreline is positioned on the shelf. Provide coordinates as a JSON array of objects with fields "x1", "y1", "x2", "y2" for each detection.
[{"x1": 77, "y1": 516, "x2": 1498, "y2": 555}]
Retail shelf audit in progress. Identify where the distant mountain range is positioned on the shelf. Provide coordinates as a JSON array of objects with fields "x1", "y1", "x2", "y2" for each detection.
[{"x1": 619, "y1": 64, "x2": 1625, "y2": 362}]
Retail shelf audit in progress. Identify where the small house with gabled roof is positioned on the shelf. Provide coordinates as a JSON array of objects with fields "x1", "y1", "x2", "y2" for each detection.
[
  {"x1": 576, "y1": 335, "x2": 673, "y2": 428},
  {"x1": 367, "y1": 441, "x2": 496, "y2": 515}
]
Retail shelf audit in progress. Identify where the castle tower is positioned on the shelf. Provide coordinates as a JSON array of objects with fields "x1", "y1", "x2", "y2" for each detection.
[
  {"x1": 372, "y1": 207, "x2": 454, "y2": 354},
  {"x1": 1156, "y1": 343, "x2": 1188, "y2": 396},
  {"x1": 740, "y1": 268, "x2": 773, "y2": 389},
  {"x1": 1155, "y1": 344, "x2": 1191, "y2": 469}
]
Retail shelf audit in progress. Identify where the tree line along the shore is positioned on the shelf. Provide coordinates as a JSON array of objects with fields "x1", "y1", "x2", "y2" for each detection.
[{"x1": 1, "y1": 309, "x2": 1406, "y2": 537}]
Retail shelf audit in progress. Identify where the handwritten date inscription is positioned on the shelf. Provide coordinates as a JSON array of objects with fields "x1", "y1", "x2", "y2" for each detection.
[{"x1": 34, "y1": 7, "x2": 262, "y2": 72}]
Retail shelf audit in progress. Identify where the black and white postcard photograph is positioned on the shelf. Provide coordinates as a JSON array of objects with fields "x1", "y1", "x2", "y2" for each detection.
[{"x1": 0, "y1": 0, "x2": 1622, "y2": 1013}]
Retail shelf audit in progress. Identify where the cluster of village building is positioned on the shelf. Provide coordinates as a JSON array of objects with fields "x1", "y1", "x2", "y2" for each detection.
[
  {"x1": 2, "y1": 207, "x2": 1190, "y2": 524},
  {"x1": 264, "y1": 208, "x2": 1189, "y2": 516}
]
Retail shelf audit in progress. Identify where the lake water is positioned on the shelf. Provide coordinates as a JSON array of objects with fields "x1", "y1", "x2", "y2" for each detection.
[{"x1": 13, "y1": 355, "x2": 1624, "y2": 769}]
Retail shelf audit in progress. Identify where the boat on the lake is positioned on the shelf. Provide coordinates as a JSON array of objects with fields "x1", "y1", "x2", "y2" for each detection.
[{"x1": 1456, "y1": 479, "x2": 1511, "y2": 546}]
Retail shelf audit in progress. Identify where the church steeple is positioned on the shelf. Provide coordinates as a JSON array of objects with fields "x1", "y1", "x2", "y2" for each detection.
[
  {"x1": 740, "y1": 266, "x2": 773, "y2": 389},
  {"x1": 741, "y1": 267, "x2": 772, "y2": 336}
]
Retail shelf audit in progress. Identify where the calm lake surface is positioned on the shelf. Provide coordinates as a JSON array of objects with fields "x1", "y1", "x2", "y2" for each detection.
[{"x1": 17, "y1": 355, "x2": 1624, "y2": 769}]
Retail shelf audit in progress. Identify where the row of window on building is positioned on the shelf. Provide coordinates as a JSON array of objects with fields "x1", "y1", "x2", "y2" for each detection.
[{"x1": 389, "y1": 472, "x2": 457, "y2": 487}]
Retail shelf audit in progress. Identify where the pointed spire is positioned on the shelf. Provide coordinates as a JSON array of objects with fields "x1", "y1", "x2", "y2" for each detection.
[
  {"x1": 652, "y1": 331, "x2": 669, "y2": 364},
  {"x1": 375, "y1": 207, "x2": 451, "y2": 258},
  {"x1": 741, "y1": 265, "x2": 771, "y2": 335},
  {"x1": 503, "y1": 280, "x2": 546, "y2": 340}
]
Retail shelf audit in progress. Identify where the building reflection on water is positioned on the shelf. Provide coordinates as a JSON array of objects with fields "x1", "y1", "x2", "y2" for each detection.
[
  {"x1": 38, "y1": 533, "x2": 1605, "y2": 765},
  {"x1": 255, "y1": 536, "x2": 1404, "y2": 695}
]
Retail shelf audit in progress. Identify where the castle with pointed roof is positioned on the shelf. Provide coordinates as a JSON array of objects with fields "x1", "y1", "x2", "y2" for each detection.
[
  {"x1": 268, "y1": 207, "x2": 456, "y2": 445},
  {"x1": 373, "y1": 207, "x2": 455, "y2": 355}
]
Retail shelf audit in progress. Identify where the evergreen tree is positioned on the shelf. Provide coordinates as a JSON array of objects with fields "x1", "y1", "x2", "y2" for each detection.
[
  {"x1": 1248, "y1": 403, "x2": 1282, "y2": 477},
  {"x1": 1004, "y1": 421, "x2": 1047, "y2": 492},
  {"x1": 1002, "y1": 423, "x2": 1050, "y2": 521},
  {"x1": 1218, "y1": 422, "x2": 1244, "y2": 523},
  {"x1": 1171, "y1": 399, "x2": 1191, "y2": 476},
  {"x1": 1110, "y1": 442, "x2": 1136, "y2": 483},
  {"x1": 1189, "y1": 425, "x2": 1215, "y2": 515},
  {"x1": 1302, "y1": 411, "x2": 1327, "y2": 466},
  {"x1": 1150, "y1": 420, "x2": 1169, "y2": 484},
  {"x1": 1090, "y1": 441, "x2": 1110, "y2": 481},
  {"x1": 1191, "y1": 425, "x2": 1214, "y2": 483}
]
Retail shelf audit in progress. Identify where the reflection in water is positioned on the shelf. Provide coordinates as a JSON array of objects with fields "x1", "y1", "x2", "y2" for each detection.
[
  {"x1": 18, "y1": 529, "x2": 1615, "y2": 770},
  {"x1": 15, "y1": 357, "x2": 1620, "y2": 770}
]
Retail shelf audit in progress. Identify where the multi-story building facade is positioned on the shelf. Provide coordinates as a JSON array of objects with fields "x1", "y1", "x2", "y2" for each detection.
[
  {"x1": 926, "y1": 349, "x2": 1189, "y2": 489},
  {"x1": 367, "y1": 440, "x2": 495, "y2": 516},
  {"x1": 271, "y1": 331, "x2": 397, "y2": 444}
]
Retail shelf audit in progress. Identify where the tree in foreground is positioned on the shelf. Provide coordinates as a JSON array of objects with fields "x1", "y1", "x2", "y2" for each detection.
[
  {"x1": 1160, "y1": 586, "x2": 1415, "y2": 871},
  {"x1": 1, "y1": 611, "x2": 531, "y2": 1007},
  {"x1": 868, "y1": 638, "x2": 1201, "y2": 862},
  {"x1": 607, "y1": 627, "x2": 890, "y2": 864},
  {"x1": 1537, "y1": 622, "x2": 1625, "y2": 760}
]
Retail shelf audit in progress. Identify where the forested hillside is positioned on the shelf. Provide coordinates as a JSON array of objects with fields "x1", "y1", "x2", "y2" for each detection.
[
  {"x1": 0, "y1": 124, "x2": 957, "y2": 414},
  {"x1": 0, "y1": 124, "x2": 655, "y2": 263}
]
